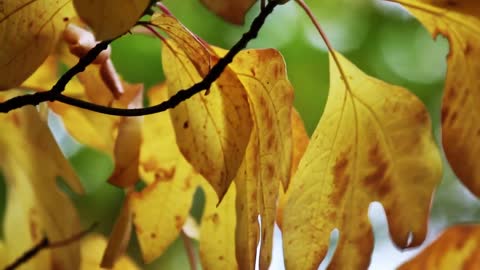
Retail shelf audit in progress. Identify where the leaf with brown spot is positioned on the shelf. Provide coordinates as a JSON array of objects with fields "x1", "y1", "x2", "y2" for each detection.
[
  {"x1": 199, "y1": 182, "x2": 238, "y2": 270},
  {"x1": 225, "y1": 48, "x2": 294, "y2": 270},
  {"x1": 393, "y1": 0, "x2": 480, "y2": 197},
  {"x1": 199, "y1": 0, "x2": 257, "y2": 25},
  {"x1": 0, "y1": 94, "x2": 84, "y2": 269},
  {"x1": 0, "y1": 0, "x2": 74, "y2": 90},
  {"x1": 130, "y1": 84, "x2": 199, "y2": 263},
  {"x1": 159, "y1": 13, "x2": 253, "y2": 201},
  {"x1": 399, "y1": 225, "x2": 480, "y2": 270},
  {"x1": 277, "y1": 108, "x2": 310, "y2": 230},
  {"x1": 282, "y1": 52, "x2": 442, "y2": 269},
  {"x1": 73, "y1": 0, "x2": 151, "y2": 40}
]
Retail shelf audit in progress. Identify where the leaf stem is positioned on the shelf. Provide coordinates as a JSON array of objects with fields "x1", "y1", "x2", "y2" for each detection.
[
  {"x1": 0, "y1": 1, "x2": 280, "y2": 116},
  {"x1": 295, "y1": 0, "x2": 352, "y2": 90},
  {"x1": 181, "y1": 231, "x2": 198, "y2": 270}
]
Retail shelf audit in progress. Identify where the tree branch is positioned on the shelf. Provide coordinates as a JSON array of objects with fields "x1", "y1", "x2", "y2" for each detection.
[
  {"x1": 3, "y1": 223, "x2": 98, "y2": 270},
  {"x1": 0, "y1": 40, "x2": 112, "y2": 113},
  {"x1": 0, "y1": 1, "x2": 279, "y2": 116}
]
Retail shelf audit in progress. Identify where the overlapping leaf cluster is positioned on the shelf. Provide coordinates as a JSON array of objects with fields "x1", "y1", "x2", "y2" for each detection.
[{"x1": 0, "y1": 0, "x2": 479, "y2": 269}]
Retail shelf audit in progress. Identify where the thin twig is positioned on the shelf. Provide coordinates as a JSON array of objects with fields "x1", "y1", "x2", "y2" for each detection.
[
  {"x1": 181, "y1": 231, "x2": 198, "y2": 270},
  {"x1": 4, "y1": 223, "x2": 98, "y2": 270},
  {"x1": 0, "y1": 1, "x2": 279, "y2": 116}
]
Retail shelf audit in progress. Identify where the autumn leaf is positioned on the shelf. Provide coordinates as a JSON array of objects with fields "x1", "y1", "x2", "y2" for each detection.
[
  {"x1": 108, "y1": 89, "x2": 144, "y2": 188},
  {"x1": 50, "y1": 60, "x2": 143, "y2": 156},
  {"x1": 393, "y1": 0, "x2": 480, "y2": 197},
  {"x1": 277, "y1": 108, "x2": 310, "y2": 230},
  {"x1": 199, "y1": 0, "x2": 257, "y2": 25},
  {"x1": 73, "y1": 0, "x2": 151, "y2": 40},
  {"x1": 0, "y1": 241, "x2": 7, "y2": 269},
  {"x1": 0, "y1": 98, "x2": 84, "y2": 269},
  {"x1": 158, "y1": 14, "x2": 253, "y2": 200},
  {"x1": 131, "y1": 84, "x2": 199, "y2": 263},
  {"x1": 282, "y1": 52, "x2": 442, "y2": 269},
  {"x1": 225, "y1": 48, "x2": 294, "y2": 270},
  {"x1": 200, "y1": 182, "x2": 238, "y2": 270},
  {"x1": 0, "y1": 0, "x2": 74, "y2": 90},
  {"x1": 399, "y1": 225, "x2": 480, "y2": 269}
]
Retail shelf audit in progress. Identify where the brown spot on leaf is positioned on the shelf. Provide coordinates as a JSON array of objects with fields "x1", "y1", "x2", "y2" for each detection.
[
  {"x1": 175, "y1": 215, "x2": 183, "y2": 229},
  {"x1": 415, "y1": 109, "x2": 429, "y2": 125},
  {"x1": 219, "y1": 255, "x2": 224, "y2": 260},
  {"x1": 330, "y1": 151, "x2": 350, "y2": 204},
  {"x1": 441, "y1": 106, "x2": 449, "y2": 124},
  {"x1": 10, "y1": 113, "x2": 21, "y2": 127},
  {"x1": 154, "y1": 167, "x2": 176, "y2": 181},
  {"x1": 450, "y1": 111, "x2": 458, "y2": 122},
  {"x1": 211, "y1": 213, "x2": 219, "y2": 225},
  {"x1": 150, "y1": 232, "x2": 157, "y2": 239},
  {"x1": 464, "y1": 42, "x2": 473, "y2": 55},
  {"x1": 267, "y1": 163, "x2": 275, "y2": 178},
  {"x1": 183, "y1": 120, "x2": 189, "y2": 129},
  {"x1": 29, "y1": 219, "x2": 38, "y2": 240},
  {"x1": 266, "y1": 134, "x2": 275, "y2": 150}
]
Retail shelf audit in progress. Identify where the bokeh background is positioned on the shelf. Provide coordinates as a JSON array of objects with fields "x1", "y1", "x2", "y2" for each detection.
[{"x1": 1, "y1": 0, "x2": 479, "y2": 269}]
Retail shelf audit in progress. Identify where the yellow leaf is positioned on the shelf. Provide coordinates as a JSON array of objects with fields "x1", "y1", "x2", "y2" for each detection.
[
  {"x1": 0, "y1": 0, "x2": 74, "y2": 90},
  {"x1": 0, "y1": 99, "x2": 84, "y2": 269},
  {"x1": 277, "y1": 108, "x2": 310, "y2": 230},
  {"x1": 73, "y1": 0, "x2": 151, "y2": 40},
  {"x1": 282, "y1": 52, "x2": 442, "y2": 269},
  {"x1": 109, "y1": 89, "x2": 144, "y2": 188},
  {"x1": 0, "y1": 241, "x2": 7, "y2": 269},
  {"x1": 108, "y1": 117, "x2": 143, "y2": 188},
  {"x1": 81, "y1": 234, "x2": 139, "y2": 270},
  {"x1": 200, "y1": 182, "x2": 238, "y2": 270},
  {"x1": 394, "y1": 0, "x2": 480, "y2": 197},
  {"x1": 159, "y1": 15, "x2": 253, "y2": 200},
  {"x1": 225, "y1": 48, "x2": 294, "y2": 270},
  {"x1": 399, "y1": 225, "x2": 480, "y2": 270},
  {"x1": 131, "y1": 84, "x2": 199, "y2": 263},
  {"x1": 22, "y1": 56, "x2": 59, "y2": 90},
  {"x1": 50, "y1": 62, "x2": 143, "y2": 155},
  {"x1": 199, "y1": 0, "x2": 257, "y2": 24}
]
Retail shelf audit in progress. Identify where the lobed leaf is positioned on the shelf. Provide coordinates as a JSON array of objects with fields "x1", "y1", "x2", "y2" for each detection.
[
  {"x1": 0, "y1": 0, "x2": 74, "y2": 90},
  {"x1": 282, "y1": 52, "x2": 442, "y2": 269},
  {"x1": 73, "y1": 0, "x2": 151, "y2": 40},
  {"x1": 399, "y1": 225, "x2": 480, "y2": 269},
  {"x1": 395, "y1": 0, "x2": 480, "y2": 197}
]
